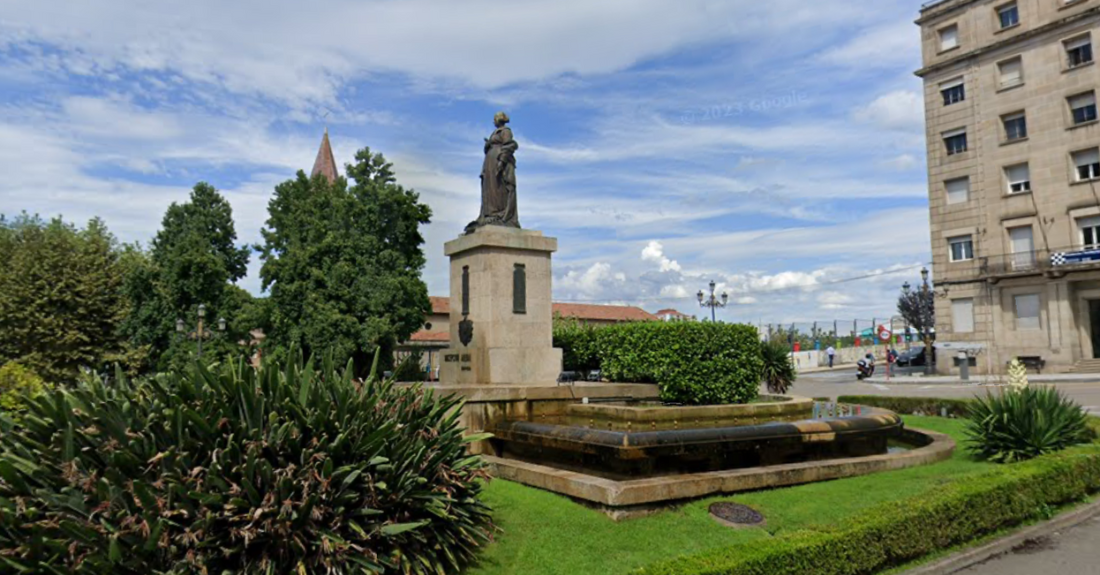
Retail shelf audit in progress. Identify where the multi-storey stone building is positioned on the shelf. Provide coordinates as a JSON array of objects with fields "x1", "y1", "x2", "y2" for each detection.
[{"x1": 917, "y1": 0, "x2": 1100, "y2": 373}]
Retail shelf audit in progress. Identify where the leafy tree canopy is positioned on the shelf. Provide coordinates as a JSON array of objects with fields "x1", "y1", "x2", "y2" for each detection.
[
  {"x1": 0, "y1": 214, "x2": 126, "y2": 382},
  {"x1": 258, "y1": 148, "x2": 432, "y2": 371},
  {"x1": 152, "y1": 182, "x2": 250, "y2": 312},
  {"x1": 121, "y1": 183, "x2": 254, "y2": 372}
]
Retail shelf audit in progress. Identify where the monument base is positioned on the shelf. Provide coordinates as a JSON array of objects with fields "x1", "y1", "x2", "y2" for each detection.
[
  {"x1": 437, "y1": 225, "x2": 563, "y2": 387},
  {"x1": 439, "y1": 346, "x2": 563, "y2": 387}
]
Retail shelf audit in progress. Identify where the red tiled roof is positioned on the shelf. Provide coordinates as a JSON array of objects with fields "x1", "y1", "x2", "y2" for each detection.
[
  {"x1": 310, "y1": 129, "x2": 339, "y2": 183},
  {"x1": 430, "y1": 296, "x2": 450, "y2": 314},
  {"x1": 409, "y1": 330, "x2": 449, "y2": 343},
  {"x1": 420, "y1": 297, "x2": 655, "y2": 324},
  {"x1": 552, "y1": 303, "x2": 657, "y2": 323}
]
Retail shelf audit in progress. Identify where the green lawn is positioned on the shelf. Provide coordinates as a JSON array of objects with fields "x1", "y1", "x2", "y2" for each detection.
[{"x1": 466, "y1": 416, "x2": 992, "y2": 575}]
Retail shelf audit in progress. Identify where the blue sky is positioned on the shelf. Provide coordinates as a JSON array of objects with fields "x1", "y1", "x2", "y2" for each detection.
[{"x1": 0, "y1": 0, "x2": 932, "y2": 325}]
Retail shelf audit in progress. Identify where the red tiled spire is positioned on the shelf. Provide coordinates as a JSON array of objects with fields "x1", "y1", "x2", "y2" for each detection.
[{"x1": 310, "y1": 128, "x2": 338, "y2": 183}]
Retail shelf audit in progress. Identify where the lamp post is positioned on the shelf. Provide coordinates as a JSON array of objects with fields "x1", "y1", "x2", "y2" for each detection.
[
  {"x1": 697, "y1": 280, "x2": 729, "y2": 323},
  {"x1": 176, "y1": 304, "x2": 226, "y2": 359},
  {"x1": 919, "y1": 268, "x2": 934, "y2": 375},
  {"x1": 902, "y1": 281, "x2": 912, "y2": 353}
]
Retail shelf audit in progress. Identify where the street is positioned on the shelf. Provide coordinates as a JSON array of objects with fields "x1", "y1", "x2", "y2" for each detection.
[
  {"x1": 955, "y1": 515, "x2": 1100, "y2": 575},
  {"x1": 791, "y1": 368, "x2": 1100, "y2": 416}
]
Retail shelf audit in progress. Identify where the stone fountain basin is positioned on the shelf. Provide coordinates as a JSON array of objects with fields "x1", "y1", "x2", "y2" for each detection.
[
  {"x1": 483, "y1": 397, "x2": 954, "y2": 517},
  {"x1": 489, "y1": 402, "x2": 902, "y2": 480}
]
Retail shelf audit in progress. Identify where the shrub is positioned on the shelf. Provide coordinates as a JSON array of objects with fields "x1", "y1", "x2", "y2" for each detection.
[
  {"x1": 837, "y1": 395, "x2": 973, "y2": 418},
  {"x1": 0, "y1": 353, "x2": 493, "y2": 574},
  {"x1": 0, "y1": 362, "x2": 49, "y2": 415},
  {"x1": 966, "y1": 386, "x2": 1094, "y2": 463},
  {"x1": 596, "y1": 322, "x2": 763, "y2": 405},
  {"x1": 635, "y1": 438, "x2": 1100, "y2": 575},
  {"x1": 553, "y1": 317, "x2": 601, "y2": 373},
  {"x1": 761, "y1": 341, "x2": 796, "y2": 395}
]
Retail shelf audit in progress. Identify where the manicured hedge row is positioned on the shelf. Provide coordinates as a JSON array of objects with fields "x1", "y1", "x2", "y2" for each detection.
[
  {"x1": 838, "y1": 395, "x2": 973, "y2": 418},
  {"x1": 634, "y1": 441, "x2": 1100, "y2": 575},
  {"x1": 554, "y1": 319, "x2": 764, "y2": 405}
]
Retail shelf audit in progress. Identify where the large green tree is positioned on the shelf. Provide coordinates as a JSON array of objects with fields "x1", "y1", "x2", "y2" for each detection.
[
  {"x1": 120, "y1": 183, "x2": 254, "y2": 372},
  {"x1": 258, "y1": 148, "x2": 432, "y2": 371},
  {"x1": 0, "y1": 214, "x2": 127, "y2": 382}
]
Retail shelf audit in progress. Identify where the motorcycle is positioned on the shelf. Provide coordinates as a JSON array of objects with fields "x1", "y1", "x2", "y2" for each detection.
[{"x1": 856, "y1": 357, "x2": 875, "y2": 380}]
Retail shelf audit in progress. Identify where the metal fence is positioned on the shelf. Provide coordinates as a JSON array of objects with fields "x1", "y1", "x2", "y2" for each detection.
[{"x1": 754, "y1": 319, "x2": 929, "y2": 350}]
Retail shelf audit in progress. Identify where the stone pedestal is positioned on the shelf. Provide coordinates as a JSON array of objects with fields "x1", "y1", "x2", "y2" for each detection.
[{"x1": 438, "y1": 226, "x2": 563, "y2": 386}]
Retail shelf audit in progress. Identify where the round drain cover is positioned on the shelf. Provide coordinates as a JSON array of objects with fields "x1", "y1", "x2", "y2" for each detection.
[{"x1": 708, "y1": 502, "x2": 764, "y2": 527}]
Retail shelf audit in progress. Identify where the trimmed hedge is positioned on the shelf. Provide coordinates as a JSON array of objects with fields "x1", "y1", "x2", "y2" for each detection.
[
  {"x1": 838, "y1": 395, "x2": 973, "y2": 418},
  {"x1": 555, "y1": 320, "x2": 764, "y2": 405},
  {"x1": 634, "y1": 439, "x2": 1100, "y2": 575}
]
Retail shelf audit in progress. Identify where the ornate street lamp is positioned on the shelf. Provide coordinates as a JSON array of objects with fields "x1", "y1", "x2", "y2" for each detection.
[
  {"x1": 176, "y1": 303, "x2": 226, "y2": 359},
  {"x1": 697, "y1": 280, "x2": 729, "y2": 323}
]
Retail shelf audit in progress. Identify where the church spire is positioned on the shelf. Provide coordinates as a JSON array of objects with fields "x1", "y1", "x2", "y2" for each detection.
[{"x1": 310, "y1": 127, "x2": 338, "y2": 183}]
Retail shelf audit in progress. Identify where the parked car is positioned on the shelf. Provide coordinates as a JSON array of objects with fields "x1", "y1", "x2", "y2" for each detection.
[{"x1": 895, "y1": 346, "x2": 934, "y2": 367}]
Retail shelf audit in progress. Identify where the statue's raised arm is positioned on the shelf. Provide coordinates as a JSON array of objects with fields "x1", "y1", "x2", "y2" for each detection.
[{"x1": 465, "y1": 112, "x2": 520, "y2": 234}]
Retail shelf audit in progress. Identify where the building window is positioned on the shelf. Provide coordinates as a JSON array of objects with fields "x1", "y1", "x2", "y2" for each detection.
[
  {"x1": 952, "y1": 298, "x2": 975, "y2": 334},
  {"x1": 1002, "y1": 112, "x2": 1028, "y2": 141},
  {"x1": 1079, "y1": 216, "x2": 1100, "y2": 249},
  {"x1": 997, "y1": 3, "x2": 1019, "y2": 29},
  {"x1": 998, "y1": 57, "x2": 1024, "y2": 88},
  {"x1": 1005, "y1": 163, "x2": 1031, "y2": 194},
  {"x1": 1069, "y1": 91, "x2": 1098, "y2": 125},
  {"x1": 949, "y1": 235, "x2": 974, "y2": 262},
  {"x1": 1009, "y1": 226, "x2": 1035, "y2": 270},
  {"x1": 946, "y1": 177, "x2": 970, "y2": 205},
  {"x1": 944, "y1": 128, "x2": 968, "y2": 156},
  {"x1": 1073, "y1": 148, "x2": 1100, "y2": 181},
  {"x1": 1014, "y1": 294, "x2": 1041, "y2": 330},
  {"x1": 940, "y1": 77, "x2": 965, "y2": 106},
  {"x1": 940, "y1": 25, "x2": 959, "y2": 51},
  {"x1": 1065, "y1": 35, "x2": 1093, "y2": 68}
]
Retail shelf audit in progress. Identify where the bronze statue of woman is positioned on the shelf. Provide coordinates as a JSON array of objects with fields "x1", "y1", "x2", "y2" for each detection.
[{"x1": 465, "y1": 112, "x2": 520, "y2": 234}]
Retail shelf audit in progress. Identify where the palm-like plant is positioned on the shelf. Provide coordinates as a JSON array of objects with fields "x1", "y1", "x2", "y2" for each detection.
[
  {"x1": 0, "y1": 351, "x2": 494, "y2": 574},
  {"x1": 965, "y1": 386, "x2": 1094, "y2": 463},
  {"x1": 761, "y1": 341, "x2": 797, "y2": 395}
]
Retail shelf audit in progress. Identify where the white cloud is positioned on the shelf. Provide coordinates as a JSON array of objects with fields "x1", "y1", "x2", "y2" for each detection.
[
  {"x1": 641, "y1": 240, "x2": 682, "y2": 272},
  {"x1": 817, "y1": 21, "x2": 919, "y2": 70},
  {"x1": 0, "y1": 0, "x2": 883, "y2": 105},
  {"x1": 853, "y1": 90, "x2": 924, "y2": 132},
  {"x1": 557, "y1": 262, "x2": 627, "y2": 297},
  {"x1": 881, "y1": 153, "x2": 919, "y2": 171},
  {"x1": 817, "y1": 291, "x2": 853, "y2": 310}
]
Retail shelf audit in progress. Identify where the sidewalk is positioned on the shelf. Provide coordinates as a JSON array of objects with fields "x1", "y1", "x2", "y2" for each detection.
[
  {"x1": 864, "y1": 373, "x2": 1100, "y2": 385},
  {"x1": 903, "y1": 498, "x2": 1100, "y2": 574}
]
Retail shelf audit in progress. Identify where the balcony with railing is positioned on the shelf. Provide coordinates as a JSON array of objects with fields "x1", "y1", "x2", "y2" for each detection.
[{"x1": 978, "y1": 245, "x2": 1100, "y2": 282}]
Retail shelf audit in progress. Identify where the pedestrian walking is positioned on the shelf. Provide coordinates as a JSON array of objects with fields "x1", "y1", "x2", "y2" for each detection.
[{"x1": 826, "y1": 345, "x2": 836, "y2": 368}]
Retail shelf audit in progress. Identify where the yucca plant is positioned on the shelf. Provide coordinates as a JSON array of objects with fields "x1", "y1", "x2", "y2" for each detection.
[
  {"x1": 965, "y1": 386, "x2": 1094, "y2": 463},
  {"x1": 761, "y1": 341, "x2": 797, "y2": 395},
  {"x1": 0, "y1": 351, "x2": 493, "y2": 574}
]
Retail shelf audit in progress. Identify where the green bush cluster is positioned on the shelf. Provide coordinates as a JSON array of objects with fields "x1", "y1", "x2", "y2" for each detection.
[
  {"x1": 0, "y1": 354, "x2": 493, "y2": 574},
  {"x1": 966, "y1": 386, "x2": 1095, "y2": 463},
  {"x1": 635, "y1": 439, "x2": 1100, "y2": 575},
  {"x1": 554, "y1": 320, "x2": 764, "y2": 405},
  {"x1": 0, "y1": 362, "x2": 48, "y2": 415},
  {"x1": 836, "y1": 395, "x2": 974, "y2": 418},
  {"x1": 553, "y1": 318, "x2": 601, "y2": 373}
]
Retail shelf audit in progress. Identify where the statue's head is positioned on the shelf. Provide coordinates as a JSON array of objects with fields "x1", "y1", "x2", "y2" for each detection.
[{"x1": 493, "y1": 111, "x2": 510, "y2": 127}]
